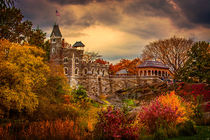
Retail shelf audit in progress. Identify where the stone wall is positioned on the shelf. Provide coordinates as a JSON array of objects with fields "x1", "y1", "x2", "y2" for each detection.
[{"x1": 75, "y1": 75, "x2": 163, "y2": 96}]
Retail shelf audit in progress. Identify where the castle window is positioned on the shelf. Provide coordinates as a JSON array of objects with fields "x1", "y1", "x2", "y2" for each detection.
[
  {"x1": 75, "y1": 58, "x2": 79, "y2": 64},
  {"x1": 84, "y1": 68, "x2": 88, "y2": 75},
  {"x1": 64, "y1": 67, "x2": 68, "y2": 75},
  {"x1": 64, "y1": 57, "x2": 68, "y2": 63},
  {"x1": 52, "y1": 48, "x2": 55, "y2": 53},
  {"x1": 97, "y1": 69, "x2": 100, "y2": 75},
  {"x1": 92, "y1": 69, "x2": 95, "y2": 74},
  {"x1": 75, "y1": 68, "x2": 79, "y2": 75},
  {"x1": 52, "y1": 39, "x2": 56, "y2": 43}
]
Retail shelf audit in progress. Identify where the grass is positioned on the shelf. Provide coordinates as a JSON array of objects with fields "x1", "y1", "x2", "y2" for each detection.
[
  {"x1": 140, "y1": 126, "x2": 210, "y2": 140},
  {"x1": 168, "y1": 125, "x2": 210, "y2": 140}
]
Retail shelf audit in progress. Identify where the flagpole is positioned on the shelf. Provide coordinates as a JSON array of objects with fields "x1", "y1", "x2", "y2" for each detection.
[{"x1": 56, "y1": 10, "x2": 60, "y2": 25}]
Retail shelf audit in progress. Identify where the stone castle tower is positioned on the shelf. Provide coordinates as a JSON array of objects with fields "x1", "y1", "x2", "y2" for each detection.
[{"x1": 49, "y1": 24, "x2": 109, "y2": 88}]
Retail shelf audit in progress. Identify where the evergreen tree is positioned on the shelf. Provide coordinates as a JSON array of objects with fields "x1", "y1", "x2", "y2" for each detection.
[{"x1": 177, "y1": 41, "x2": 210, "y2": 83}]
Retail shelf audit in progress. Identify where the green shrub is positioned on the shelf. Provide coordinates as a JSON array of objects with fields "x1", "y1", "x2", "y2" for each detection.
[
  {"x1": 154, "y1": 127, "x2": 168, "y2": 140},
  {"x1": 177, "y1": 120, "x2": 197, "y2": 136},
  {"x1": 166, "y1": 125, "x2": 178, "y2": 138}
]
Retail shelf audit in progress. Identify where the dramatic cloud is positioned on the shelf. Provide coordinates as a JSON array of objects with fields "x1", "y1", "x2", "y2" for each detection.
[
  {"x1": 48, "y1": 0, "x2": 124, "y2": 5},
  {"x1": 174, "y1": 0, "x2": 210, "y2": 27},
  {"x1": 15, "y1": 0, "x2": 210, "y2": 63}
]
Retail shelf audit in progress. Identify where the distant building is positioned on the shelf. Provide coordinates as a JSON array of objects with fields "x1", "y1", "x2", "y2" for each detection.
[{"x1": 137, "y1": 60, "x2": 173, "y2": 80}]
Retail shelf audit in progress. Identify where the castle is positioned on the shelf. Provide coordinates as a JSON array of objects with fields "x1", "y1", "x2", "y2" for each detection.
[
  {"x1": 50, "y1": 24, "x2": 109, "y2": 89},
  {"x1": 49, "y1": 24, "x2": 173, "y2": 96}
]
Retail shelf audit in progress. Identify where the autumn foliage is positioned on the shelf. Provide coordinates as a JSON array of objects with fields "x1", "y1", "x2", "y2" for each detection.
[
  {"x1": 138, "y1": 91, "x2": 194, "y2": 133},
  {"x1": 94, "y1": 58, "x2": 109, "y2": 65},
  {"x1": 95, "y1": 106, "x2": 139, "y2": 139},
  {"x1": 0, "y1": 39, "x2": 49, "y2": 115},
  {"x1": 0, "y1": 120, "x2": 91, "y2": 140},
  {"x1": 109, "y1": 58, "x2": 142, "y2": 75}
]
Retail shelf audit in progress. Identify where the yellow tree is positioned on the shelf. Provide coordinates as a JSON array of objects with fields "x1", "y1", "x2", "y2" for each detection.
[{"x1": 0, "y1": 39, "x2": 49, "y2": 116}]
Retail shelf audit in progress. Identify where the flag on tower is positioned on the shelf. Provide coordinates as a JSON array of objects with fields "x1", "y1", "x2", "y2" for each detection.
[{"x1": 56, "y1": 10, "x2": 60, "y2": 16}]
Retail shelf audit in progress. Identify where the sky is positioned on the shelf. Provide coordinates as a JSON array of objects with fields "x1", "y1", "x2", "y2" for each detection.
[{"x1": 16, "y1": 0, "x2": 210, "y2": 63}]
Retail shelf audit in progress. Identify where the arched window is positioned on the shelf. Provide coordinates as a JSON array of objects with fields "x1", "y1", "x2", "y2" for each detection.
[
  {"x1": 158, "y1": 71, "x2": 161, "y2": 76},
  {"x1": 144, "y1": 70, "x2": 147, "y2": 76},
  {"x1": 64, "y1": 67, "x2": 68, "y2": 75},
  {"x1": 52, "y1": 39, "x2": 56, "y2": 43},
  {"x1": 64, "y1": 57, "x2": 68, "y2": 63},
  {"x1": 152, "y1": 70, "x2": 154, "y2": 75},
  {"x1": 75, "y1": 68, "x2": 79, "y2": 75},
  {"x1": 84, "y1": 68, "x2": 88, "y2": 75},
  {"x1": 97, "y1": 69, "x2": 100, "y2": 75},
  {"x1": 148, "y1": 70, "x2": 151, "y2": 76},
  {"x1": 52, "y1": 48, "x2": 55, "y2": 53},
  {"x1": 92, "y1": 69, "x2": 95, "y2": 74},
  {"x1": 75, "y1": 58, "x2": 79, "y2": 64},
  {"x1": 155, "y1": 70, "x2": 157, "y2": 76},
  {"x1": 162, "y1": 71, "x2": 165, "y2": 77}
]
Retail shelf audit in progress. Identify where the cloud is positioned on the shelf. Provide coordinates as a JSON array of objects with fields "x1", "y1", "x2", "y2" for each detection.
[
  {"x1": 15, "y1": 0, "x2": 210, "y2": 63},
  {"x1": 48, "y1": 0, "x2": 124, "y2": 5},
  {"x1": 15, "y1": 0, "x2": 58, "y2": 28},
  {"x1": 174, "y1": 0, "x2": 210, "y2": 27}
]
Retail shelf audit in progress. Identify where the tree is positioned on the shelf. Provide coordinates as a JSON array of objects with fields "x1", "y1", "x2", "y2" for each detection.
[
  {"x1": 0, "y1": 7, "x2": 33, "y2": 43},
  {"x1": 0, "y1": 0, "x2": 14, "y2": 9},
  {"x1": 28, "y1": 28, "x2": 51, "y2": 61},
  {"x1": 176, "y1": 41, "x2": 210, "y2": 83},
  {"x1": 109, "y1": 58, "x2": 142, "y2": 75},
  {"x1": 141, "y1": 36, "x2": 193, "y2": 73},
  {"x1": 83, "y1": 51, "x2": 102, "y2": 62},
  {"x1": 94, "y1": 58, "x2": 109, "y2": 65},
  {"x1": 0, "y1": 1, "x2": 50, "y2": 60},
  {"x1": 0, "y1": 39, "x2": 49, "y2": 116}
]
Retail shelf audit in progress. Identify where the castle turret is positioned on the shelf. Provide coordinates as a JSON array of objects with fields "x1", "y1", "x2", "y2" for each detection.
[{"x1": 50, "y1": 24, "x2": 63, "y2": 63}]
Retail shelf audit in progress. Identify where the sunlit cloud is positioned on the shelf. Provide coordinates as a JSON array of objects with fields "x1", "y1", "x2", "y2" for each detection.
[{"x1": 16, "y1": 0, "x2": 210, "y2": 63}]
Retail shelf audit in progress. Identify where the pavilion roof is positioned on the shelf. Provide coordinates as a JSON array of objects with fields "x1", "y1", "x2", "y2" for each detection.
[{"x1": 137, "y1": 60, "x2": 169, "y2": 69}]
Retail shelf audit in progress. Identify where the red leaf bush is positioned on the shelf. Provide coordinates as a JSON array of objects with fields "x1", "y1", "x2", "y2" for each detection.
[
  {"x1": 138, "y1": 91, "x2": 194, "y2": 133},
  {"x1": 95, "y1": 106, "x2": 139, "y2": 139}
]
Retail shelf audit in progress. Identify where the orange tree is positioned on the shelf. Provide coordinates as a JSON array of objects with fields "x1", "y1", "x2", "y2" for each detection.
[{"x1": 109, "y1": 58, "x2": 141, "y2": 75}]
